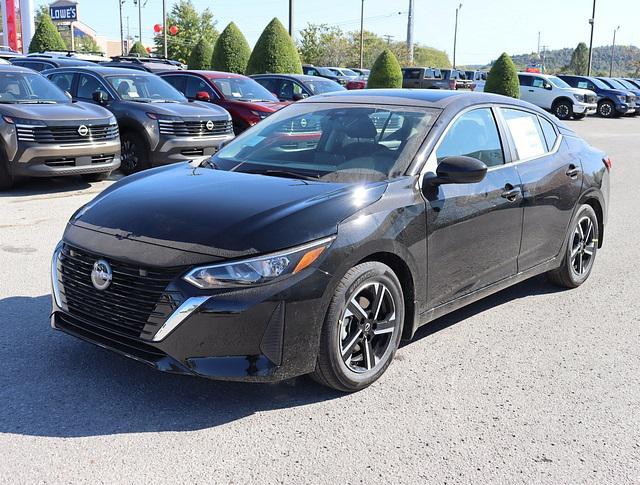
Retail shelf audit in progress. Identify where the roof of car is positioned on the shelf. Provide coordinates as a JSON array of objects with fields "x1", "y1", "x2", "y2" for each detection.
[
  {"x1": 43, "y1": 65, "x2": 156, "y2": 76},
  {"x1": 166, "y1": 70, "x2": 247, "y2": 79},
  {"x1": 0, "y1": 63, "x2": 34, "y2": 73},
  {"x1": 252, "y1": 73, "x2": 336, "y2": 83},
  {"x1": 12, "y1": 56, "x2": 93, "y2": 67},
  {"x1": 299, "y1": 88, "x2": 538, "y2": 110}
]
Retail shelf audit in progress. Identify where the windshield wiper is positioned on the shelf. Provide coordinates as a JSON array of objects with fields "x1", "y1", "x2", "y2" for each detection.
[
  {"x1": 150, "y1": 99, "x2": 180, "y2": 103},
  {"x1": 245, "y1": 168, "x2": 320, "y2": 181},
  {"x1": 17, "y1": 100, "x2": 57, "y2": 104}
]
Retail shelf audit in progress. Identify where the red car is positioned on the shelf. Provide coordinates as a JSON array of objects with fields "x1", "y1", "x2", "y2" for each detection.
[{"x1": 159, "y1": 70, "x2": 288, "y2": 134}]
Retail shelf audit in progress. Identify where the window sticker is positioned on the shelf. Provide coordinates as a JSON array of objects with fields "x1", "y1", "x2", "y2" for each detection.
[{"x1": 506, "y1": 116, "x2": 546, "y2": 159}]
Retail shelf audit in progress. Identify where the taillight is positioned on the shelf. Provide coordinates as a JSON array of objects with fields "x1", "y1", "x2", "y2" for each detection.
[
  {"x1": 449, "y1": 80, "x2": 457, "y2": 90},
  {"x1": 603, "y1": 157, "x2": 612, "y2": 171}
]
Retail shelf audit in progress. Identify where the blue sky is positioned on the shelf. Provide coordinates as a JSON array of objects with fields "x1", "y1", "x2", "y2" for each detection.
[{"x1": 36, "y1": 0, "x2": 638, "y2": 65}]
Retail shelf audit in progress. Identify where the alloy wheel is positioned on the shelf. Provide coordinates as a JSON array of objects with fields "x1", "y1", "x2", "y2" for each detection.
[
  {"x1": 338, "y1": 281, "x2": 397, "y2": 373},
  {"x1": 121, "y1": 138, "x2": 138, "y2": 173},
  {"x1": 571, "y1": 216, "x2": 596, "y2": 276},
  {"x1": 556, "y1": 104, "x2": 570, "y2": 119},
  {"x1": 599, "y1": 103, "x2": 613, "y2": 117}
]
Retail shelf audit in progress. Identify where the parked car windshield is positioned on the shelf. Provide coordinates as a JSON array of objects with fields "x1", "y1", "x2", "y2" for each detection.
[
  {"x1": 548, "y1": 76, "x2": 571, "y2": 88},
  {"x1": 105, "y1": 73, "x2": 186, "y2": 102},
  {"x1": 617, "y1": 79, "x2": 638, "y2": 90},
  {"x1": 211, "y1": 103, "x2": 438, "y2": 183},
  {"x1": 306, "y1": 78, "x2": 345, "y2": 95},
  {"x1": 340, "y1": 69, "x2": 359, "y2": 77},
  {"x1": 0, "y1": 71, "x2": 69, "y2": 103},
  {"x1": 318, "y1": 67, "x2": 337, "y2": 77},
  {"x1": 602, "y1": 78, "x2": 628, "y2": 90},
  {"x1": 211, "y1": 77, "x2": 278, "y2": 102},
  {"x1": 589, "y1": 77, "x2": 609, "y2": 89}
]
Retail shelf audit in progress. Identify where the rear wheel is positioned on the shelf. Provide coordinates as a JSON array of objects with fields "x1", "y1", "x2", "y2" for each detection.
[
  {"x1": 597, "y1": 100, "x2": 617, "y2": 118},
  {"x1": 81, "y1": 171, "x2": 111, "y2": 183},
  {"x1": 553, "y1": 100, "x2": 573, "y2": 120},
  {"x1": 547, "y1": 204, "x2": 599, "y2": 288},
  {"x1": 120, "y1": 132, "x2": 150, "y2": 175},
  {"x1": 311, "y1": 262, "x2": 404, "y2": 392}
]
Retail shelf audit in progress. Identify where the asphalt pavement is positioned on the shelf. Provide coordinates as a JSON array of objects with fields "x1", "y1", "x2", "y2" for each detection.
[{"x1": 0, "y1": 116, "x2": 638, "y2": 484}]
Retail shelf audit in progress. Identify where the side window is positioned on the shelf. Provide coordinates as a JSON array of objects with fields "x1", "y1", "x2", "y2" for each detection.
[
  {"x1": 436, "y1": 108, "x2": 505, "y2": 167},
  {"x1": 255, "y1": 77, "x2": 278, "y2": 94},
  {"x1": 278, "y1": 80, "x2": 302, "y2": 101},
  {"x1": 162, "y1": 75, "x2": 186, "y2": 94},
  {"x1": 185, "y1": 77, "x2": 216, "y2": 99},
  {"x1": 402, "y1": 69, "x2": 420, "y2": 80},
  {"x1": 518, "y1": 75, "x2": 531, "y2": 87},
  {"x1": 531, "y1": 77, "x2": 545, "y2": 88},
  {"x1": 77, "y1": 74, "x2": 109, "y2": 100},
  {"x1": 502, "y1": 108, "x2": 547, "y2": 160},
  {"x1": 49, "y1": 72, "x2": 75, "y2": 94},
  {"x1": 433, "y1": 69, "x2": 442, "y2": 79},
  {"x1": 305, "y1": 67, "x2": 318, "y2": 76},
  {"x1": 538, "y1": 116, "x2": 558, "y2": 150}
]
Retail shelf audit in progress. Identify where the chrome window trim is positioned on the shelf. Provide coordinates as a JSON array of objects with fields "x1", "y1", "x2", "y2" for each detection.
[{"x1": 150, "y1": 296, "x2": 210, "y2": 342}]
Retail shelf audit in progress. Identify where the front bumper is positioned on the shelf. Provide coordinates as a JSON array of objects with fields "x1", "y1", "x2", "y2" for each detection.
[
  {"x1": 8, "y1": 139, "x2": 121, "y2": 177},
  {"x1": 615, "y1": 103, "x2": 636, "y2": 114},
  {"x1": 51, "y1": 242, "x2": 332, "y2": 382},
  {"x1": 573, "y1": 102, "x2": 597, "y2": 115},
  {"x1": 151, "y1": 134, "x2": 234, "y2": 166}
]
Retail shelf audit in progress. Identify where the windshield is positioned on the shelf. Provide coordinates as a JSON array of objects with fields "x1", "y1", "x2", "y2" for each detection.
[
  {"x1": 548, "y1": 76, "x2": 571, "y2": 88},
  {"x1": 211, "y1": 77, "x2": 278, "y2": 102},
  {"x1": 211, "y1": 103, "x2": 438, "y2": 183},
  {"x1": 0, "y1": 71, "x2": 69, "y2": 103},
  {"x1": 616, "y1": 79, "x2": 636, "y2": 90},
  {"x1": 602, "y1": 78, "x2": 627, "y2": 90},
  {"x1": 589, "y1": 77, "x2": 609, "y2": 89},
  {"x1": 306, "y1": 79, "x2": 345, "y2": 95},
  {"x1": 341, "y1": 69, "x2": 358, "y2": 77},
  {"x1": 319, "y1": 68, "x2": 337, "y2": 77},
  {"x1": 105, "y1": 74, "x2": 186, "y2": 102}
]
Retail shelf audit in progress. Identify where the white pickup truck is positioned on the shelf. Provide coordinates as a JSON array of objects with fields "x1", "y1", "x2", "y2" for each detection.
[{"x1": 517, "y1": 72, "x2": 598, "y2": 121}]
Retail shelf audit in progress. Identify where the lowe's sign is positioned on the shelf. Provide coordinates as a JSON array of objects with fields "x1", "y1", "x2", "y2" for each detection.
[{"x1": 50, "y1": 5, "x2": 78, "y2": 21}]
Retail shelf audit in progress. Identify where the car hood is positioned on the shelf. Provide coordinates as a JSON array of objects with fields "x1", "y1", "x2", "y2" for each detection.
[
  {"x1": 126, "y1": 100, "x2": 230, "y2": 119},
  {"x1": 224, "y1": 99, "x2": 288, "y2": 112},
  {"x1": 68, "y1": 163, "x2": 387, "y2": 259},
  {"x1": 565, "y1": 87, "x2": 597, "y2": 97},
  {"x1": 0, "y1": 100, "x2": 112, "y2": 122}
]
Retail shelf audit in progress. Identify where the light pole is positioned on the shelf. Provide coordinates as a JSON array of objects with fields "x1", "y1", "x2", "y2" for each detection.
[
  {"x1": 162, "y1": 0, "x2": 167, "y2": 58},
  {"x1": 119, "y1": 0, "x2": 125, "y2": 55},
  {"x1": 359, "y1": 0, "x2": 364, "y2": 69},
  {"x1": 407, "y1": 0, "x2": 414, "y2": 66},
  {"x1": 288, "y1": 0, "x2": 294, "y2": 37},
  {"x1": 453, "y1": 3, "x2": 462, "y2": 69},
  {"x1": 609, "y1": 25, "x2": 620, "y2": 77},
  {"x1": 587, "y1": 0, "x2": 596, "y2": 75}
]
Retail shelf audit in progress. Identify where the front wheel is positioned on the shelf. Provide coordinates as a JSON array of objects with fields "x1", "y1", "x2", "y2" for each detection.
[
  {"x1": 0, "y1": 155, "x2": 14, "y2": 190},
  {"x1": 311, "y1": 262, "x2": 404, "y2": 392},
  {"x1": 597, "y1": 100, "x2": 617, "y2": 118},
  {"x1": 546, "y1": 204, "x2": 599, "y2": 288},
  {"x1": 120, "y1": 132, "x2": 150, "y2": 175},
  {"x1": 553, "y1": 100, "x2": 573, "y2": 120}
]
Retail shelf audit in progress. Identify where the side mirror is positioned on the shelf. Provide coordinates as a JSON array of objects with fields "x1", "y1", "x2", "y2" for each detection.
[
  {"x1": 292, "y1": 92, "x2": 307, "y2": 101},
  {"x1": 64, "y1": 91, "x2": 72, "y2": 100},
  {"x1": 424, "y1": 156, "x2": 487, "y2": 186},
  {"x1": 195, "y1": 91, "x2": 210, "y2": 101},
  {"x1": 544, "y1": 82, "x2": 553, "y2": 90},
  {"x1": 92, "y1": 90, "x2": 108, "y2": 105}
]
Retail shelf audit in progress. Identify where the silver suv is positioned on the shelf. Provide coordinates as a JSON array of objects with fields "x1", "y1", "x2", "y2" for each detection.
[{"x1": 0, "y1": 65, "x2": 119, "y2": 190}]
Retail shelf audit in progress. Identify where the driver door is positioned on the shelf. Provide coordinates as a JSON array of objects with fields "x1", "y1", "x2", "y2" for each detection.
[{"x1": 424, "y1": 107, "x2": 524, "y2": 308}]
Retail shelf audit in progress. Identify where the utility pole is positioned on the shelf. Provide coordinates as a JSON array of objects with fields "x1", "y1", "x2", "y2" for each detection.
[
  {"x1": 407, "y1": 0, "x2": 414, "y2": 66},
  {"x1": 541, "y1": 45, "x2": 548, "y2": 73},
  {"x1": 136, "y1": 0, "x2": 142, "y2": 46},
  {"x1": 383, "y1": 34, "x2": 394, "y2": 46},
  {"x1": 126, "y1": 16, "x2": 130, "y2": 53},
  {"x1": 288, "y1": 0, "x2": 294, "y2": 37},
  {"x1": 537, "y1": 31, "x2": 541, "y2": 56},
  {"x1": 609, "y1": 25, "x2": 620, "y2": 77},
  {"x1": 453, "y1": 3, "x2": 462, "y2": 69},
  {"x1": 587, "y1": 0, "x2": 596, "y2": 75},
  {"x1": 359, "y1": 0, "x2": 364, "y2": 69},
  {"x1": 119, "y1": 0, "x2": 125, "y2": 55},
  {"x1": 162, "y1": 0, "x2": 168, "y2": 58}
]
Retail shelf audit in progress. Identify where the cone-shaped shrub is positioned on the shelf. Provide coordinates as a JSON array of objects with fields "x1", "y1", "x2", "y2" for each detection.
[
  {"x1": 188, "y1": 38, "x2": 213, "y2": 70},
  {"x1": 484, "y1": 52, "x2": 520, "y2": 98},
  {"x1": 246, "y1": 18, "x2": 302, "y2": 75},
  {"x1": 128, "y1": 41, "x2": 149, "y2": 57},
  {"x1": 212, "y1": 22, "x2": 251, "y2": 74},
  {"x1": 29, "y1": 14, "x2": 67, "y2": 53},
  {"x1": 367, "y1": 49, "x2": 402, "y2": 89}
]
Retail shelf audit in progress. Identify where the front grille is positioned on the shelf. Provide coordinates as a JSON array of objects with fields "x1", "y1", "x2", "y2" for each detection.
[
  {"x1": 45, "y1": 157, "x2": 75, "y2": 167},
  {"x1": 586, "y1": 95, "x2": 597, "y2": 104},
  {"x1": 158, "y1": 119, "x2": 233, "y2": 137},
  {"x1": 57, "y1": 244, "x2": 185, "y2": 340},
  {"x1": 180, "y1": 148, "x2": 204, "y2": 156},
  {"x1": 91, "y1": 154, "x2": 115, "y2": 164},
  {"x1": 17, "y1": 123, "x2": 119, "y2": 144},
  {"x1": 626, "y1": 95, "x2": 636, "y2": 104}
]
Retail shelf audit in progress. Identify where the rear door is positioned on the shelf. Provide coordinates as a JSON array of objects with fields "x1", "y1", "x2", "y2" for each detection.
[
  {"x1": 499, "y1": 107, "x2": 582, "y2": 270},
  {"x1": 424, "y1": 107, "x2": 524, "y2": 308}
]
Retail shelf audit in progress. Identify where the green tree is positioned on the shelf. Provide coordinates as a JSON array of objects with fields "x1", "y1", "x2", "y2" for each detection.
[
  {"x1": 75, "y1": 35, "x2": 102, "y2": 54},
  {"x1": 211, "y1": 22, "x2": 251, "y2": 73},
  {"x1": 29, "y1": 14, "x2": 67, "y2": 53},
  {"x1": 298, "y1": 23, "x2": 349, "y2": 66},
  {"x1": 484, "y1": 52, "x2": 520, "y2": 98},
  {"x1": 153, "y1": 0, "x2": 218, "y2": 63},
  {"x1": 413, "y1": 45, "x2": 451, "y2": 68},
  {"x1": 128, "y1": 41, "x2": 149, "y2": 57},
  {"x1": 367, "y1": 48, "x2": 402, "y2": 88},
  {"x1": 189, "y1": 38, "x2": 213, "y2": 69},
  {"x1": 568, "y1": 42, "x2": 589, "y2": 75},
  {"x1": 246, "y1": 18, "x2": 302, "y2": 75}
]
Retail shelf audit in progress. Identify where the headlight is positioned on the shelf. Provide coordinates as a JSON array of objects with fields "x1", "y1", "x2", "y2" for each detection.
[
  {"x1": 146, "y1": 112, "x2": 182, "y2": 121},
  {"x1": 183, "y1": 236, "x2": 335, "y2": 289},
  {"x1": 573, "y1": 94, "x2": 585, "y2": 102},
  {"x1": 2, "y1": 116, "x2": 46, "y2": 126},
  {"x1": 108, "y1": 116, "x2": 118, "y2": 125},
  {"x1": 249, "y1": 110, "x2": 270, "y2": 120},
  {"x1": 617, "y1": 95, "x2": 626, "y2": 103}
]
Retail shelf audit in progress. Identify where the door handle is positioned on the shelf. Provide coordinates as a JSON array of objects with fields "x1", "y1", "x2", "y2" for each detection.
[
  {"x1": 566, "y1": 164, "x2": 581, "y2": 179},
  {"x1": 528, "y1": 89, "x2": 534, "y2": 92},
  {"x1": 501, "y1": 184, "x2": 520, "y2": 202}
]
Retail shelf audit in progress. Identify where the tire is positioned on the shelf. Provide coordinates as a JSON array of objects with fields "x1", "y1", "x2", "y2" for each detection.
[
  {"x1": 81, "y1": 171, "x2": 111, "y2": 183},
  {"x1": 553, "y1": 100, "x2": 573, "y2": 120},
  {"x1": 0, "y1": 153, "x2": 14, "y2": 191},
  {"x1": 311, "y1": 262, "x2": 405, "y2": 392},
  {"x1": 120, "y1": 132, "x2": 150, "y2": 175},
  {"x1": 597, "y1": 100, "x2": 617, "y2": 118},
  {"x1": 572, "y1": 113, "x2": 586, "y2": 120},
  {"x1": 546, "y1": 204, "x2": 599, "y2": 288}
]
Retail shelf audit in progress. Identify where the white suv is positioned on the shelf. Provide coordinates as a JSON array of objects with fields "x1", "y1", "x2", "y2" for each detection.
[{"x1": 517, "y1": 72, "x2": 597, "y2": 120}]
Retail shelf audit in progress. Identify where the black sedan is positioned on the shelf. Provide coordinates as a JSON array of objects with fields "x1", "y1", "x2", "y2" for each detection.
[
  {"x1": 251, "y1": 73, "x2": 345, "y2": 102},
  {"x1": 51, "y1": 89, "x2": 610, "y2": 392}
]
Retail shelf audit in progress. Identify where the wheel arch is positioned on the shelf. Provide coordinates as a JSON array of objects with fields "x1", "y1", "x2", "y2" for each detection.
[
  {"x1": 552, "y1": 96, "x2": 573, "y2": 108},
  {"x1": 581, "y1": 195, "x2": 605, "y2": 248}
]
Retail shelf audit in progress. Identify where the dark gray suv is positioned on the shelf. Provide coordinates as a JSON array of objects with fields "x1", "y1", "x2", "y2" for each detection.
[
  {"x1": 0, "y1": 65, "x2": 120, "y2": 190},
  {"x1": 44, "y1": 66, "x2": 234, "y2": 174}
]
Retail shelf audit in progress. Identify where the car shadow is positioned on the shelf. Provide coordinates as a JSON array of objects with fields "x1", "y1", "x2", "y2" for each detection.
[
  {"x1": 0, "y1": 294, "x2": 341, "y2": 438},
  {"x1": 407, "y1": 275, "x2": 563, "y2": 344},
  {"x1": 0, "y1": 173, "x2": 122, "y2": 198}
]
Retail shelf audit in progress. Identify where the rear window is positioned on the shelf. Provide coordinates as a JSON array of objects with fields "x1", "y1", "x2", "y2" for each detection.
[{"x1": 403, "y1": 69, "x2": 421, "y2": 80}]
